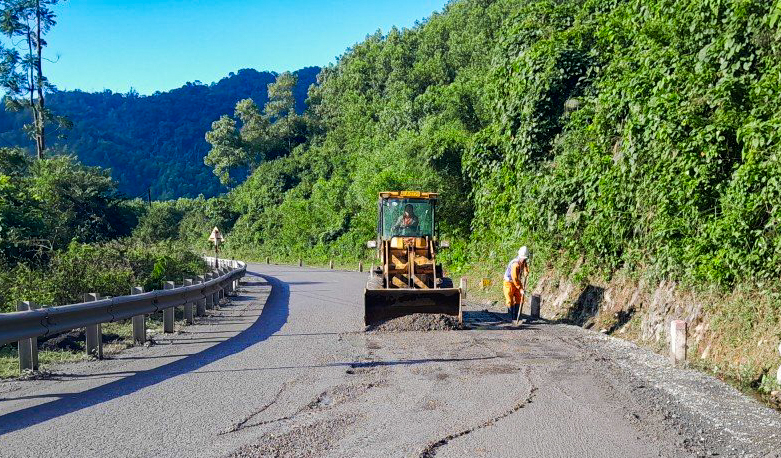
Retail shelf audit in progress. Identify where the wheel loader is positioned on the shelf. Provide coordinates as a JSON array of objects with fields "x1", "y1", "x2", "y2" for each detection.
[{"x1": 364, "y1": 191, "x2": 461, "y2": 326}]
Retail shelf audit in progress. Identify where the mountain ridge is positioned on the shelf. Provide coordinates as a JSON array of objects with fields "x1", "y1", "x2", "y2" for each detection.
[{"x1": 0, "y1": 66, "x2": 320, "y2": 199}]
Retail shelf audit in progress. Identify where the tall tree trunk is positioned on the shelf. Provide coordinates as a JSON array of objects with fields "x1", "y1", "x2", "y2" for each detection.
[
  {"x1": 25, "y1": 21, "x2": 41, "y2": 159},
  {"x1": 35, "y1": 0, "x2": 45, "y2": 159}
]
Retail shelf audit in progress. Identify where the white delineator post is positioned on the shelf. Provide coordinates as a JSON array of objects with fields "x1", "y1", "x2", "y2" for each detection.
[
  {"x1": 460, "y1": 278, "x2": 467, "y2": 299},
  {"x1": 670, "y1": 319, "x2": 687, "y2": 365}
]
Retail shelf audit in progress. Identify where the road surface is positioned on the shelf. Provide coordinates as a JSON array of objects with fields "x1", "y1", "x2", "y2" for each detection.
[{"x1": 0, "y1": 263, "x2": 779, "y2": 457}]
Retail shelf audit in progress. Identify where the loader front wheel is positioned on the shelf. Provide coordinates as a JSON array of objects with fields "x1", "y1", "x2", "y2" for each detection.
[
  {"x1": 439, "y1": 277, "x2": 453, "y2": 289},
  {"x1": 367, "y1": 274, "x2": 383, "y2": 290}
]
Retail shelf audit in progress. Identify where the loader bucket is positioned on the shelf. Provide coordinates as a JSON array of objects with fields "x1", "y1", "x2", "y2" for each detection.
[{"x1": 364, "y1": 287, "x2": 462, "y2": 326}]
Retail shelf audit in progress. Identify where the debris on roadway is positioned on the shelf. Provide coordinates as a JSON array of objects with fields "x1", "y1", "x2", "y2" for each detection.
[{"x1": 366, "y1": 313, "x2": 463, "y2": 332}]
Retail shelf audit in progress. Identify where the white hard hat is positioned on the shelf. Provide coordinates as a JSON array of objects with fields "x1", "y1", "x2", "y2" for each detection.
[{"x1": 518, "y1": 246, "x2": 528, "y2": 259}]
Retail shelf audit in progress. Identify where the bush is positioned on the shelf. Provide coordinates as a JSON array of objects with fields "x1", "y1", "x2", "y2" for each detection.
[{"x1": 0, "y1": 240, "x2": 207, "y2": 313}]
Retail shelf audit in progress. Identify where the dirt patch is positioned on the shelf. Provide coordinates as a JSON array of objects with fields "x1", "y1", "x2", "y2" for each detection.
[
  {"x1": 366, "y1": 314, "x2": 463, "y2": 332},
  {"x1": 38, "y1": 330, "x2": 85, "y2": 352},
  {"x1": 227, "y1": 415, "x2": 357, "y2": 458}
]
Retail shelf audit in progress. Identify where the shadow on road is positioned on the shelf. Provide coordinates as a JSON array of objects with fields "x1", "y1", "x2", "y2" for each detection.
[{"x1": 0, "y1": 270, "x2": 287, "y2": 436}]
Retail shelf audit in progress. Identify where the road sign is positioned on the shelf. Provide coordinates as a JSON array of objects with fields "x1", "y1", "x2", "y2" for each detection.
[{"x1": 208, "y1": 227, "x2": 224, "y2": 245}]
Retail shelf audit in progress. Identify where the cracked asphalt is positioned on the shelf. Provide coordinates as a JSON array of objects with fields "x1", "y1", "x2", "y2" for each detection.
[{"x1": 1, "y1": 263, "x2": 779, "y2": 457}]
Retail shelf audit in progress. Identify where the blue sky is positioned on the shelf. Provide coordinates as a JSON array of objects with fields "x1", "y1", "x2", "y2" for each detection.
[{"x1": 44, "y1": 0, "x2": 449, "y2": 95}]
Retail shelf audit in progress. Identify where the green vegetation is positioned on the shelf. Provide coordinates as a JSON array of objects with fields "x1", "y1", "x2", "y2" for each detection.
[
  {"x1": 0, "y1": 67, "x2": 319, "y2": 199},
  {"x1": 0, "y1": 145, "x2": 206, "y2": 313},
  {"x1": 214, "y1": 0, "x2": 781, "y2": 291}
]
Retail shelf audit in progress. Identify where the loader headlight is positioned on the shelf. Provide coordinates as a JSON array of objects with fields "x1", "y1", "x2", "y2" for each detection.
[
  {"x1": 367, "y1": 240, "x2": 377, "y2": 249},
  {"x1": 440, "y1": 240, "x2": 450, "y2": 248}
]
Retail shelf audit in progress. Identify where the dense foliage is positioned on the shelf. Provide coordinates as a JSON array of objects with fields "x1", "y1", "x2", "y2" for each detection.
[
  {"x1": 0, "y1": 240, "x2": 206, "y2": 313},
  {"x1": 0, "y1": 147, "x2": 139, "y2": 264},
  {"x1": 218, "y1": 0, "x2": 781, "y2": 289},
  {"x1": 0, "y1": 147, "x2": 207, "y2": 313},
  {"x1": 0, "y1": 67, "x2": 319, "y2": 199}
]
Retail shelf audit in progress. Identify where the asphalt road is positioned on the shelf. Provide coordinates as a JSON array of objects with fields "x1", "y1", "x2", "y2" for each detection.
[{"x1": 0, "y1": 263, "x2": 779, "y2": 457}]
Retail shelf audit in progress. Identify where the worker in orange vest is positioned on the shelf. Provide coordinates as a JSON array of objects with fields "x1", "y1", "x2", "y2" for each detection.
[{"x1": 503, "y1": 246, "x2": 530, "y2": 319}]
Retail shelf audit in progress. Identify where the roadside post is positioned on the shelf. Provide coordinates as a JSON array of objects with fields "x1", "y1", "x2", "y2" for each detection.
[
  {"x1": 530, "y1": 294, "x2": 541, "y2": 319},
  {"x1": 183, "y1": 279, "x2": 194, "y2": 325},
  {"x1": 163, "y1": 282, "x2": 175, "y2": 333},
  {"x1": 460, "y1": 278, "x2": 467, "y2": 299},
  {"x1": 16, "y1": 301, "x2": 39, "y2": 372},
  {"x1": 131, "y1": 287, "x2": 146, "y2": 345},
  {"x1": 670, "y1": 320, "x2": 687, "y2": 365},
  {"x1": 84, "y1": 293, "x2": 103, "y2": 359},
  {"x1": 196, "y1": 276, "x2": 207, "y2": 316}
]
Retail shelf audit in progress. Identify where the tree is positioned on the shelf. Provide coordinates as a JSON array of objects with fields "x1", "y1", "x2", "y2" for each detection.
[
  {"x1": 204, "y1": 115, "x2": 245, "y2": 187},
  {"x1": 0, "y1": 0, "x2": 69, "y2": 159},
  {"x1": 204, "y1": 71, "x2": 310, "y2": 188}
]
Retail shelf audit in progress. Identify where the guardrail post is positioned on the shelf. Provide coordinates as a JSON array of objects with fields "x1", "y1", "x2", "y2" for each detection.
[
  {"x1": 358, "y1": 261, "x2": 363, "y2": 272},
  {"x1": 670, "y1": 320, "x2": 687, "y2": 365},
  {"x1": 131, "y1": 287, "x2": 146, "y2": 345},
  {"x1": 16, "y1": 301, "x2": 39, "y2": 372},
  {"x1": 84, "y1": 293, "x2": 103, "y2": 359},
  {"x1": 196, "y1": 276, "x2": 206, "y2": 316},
  {"x1": 460, "y1": 278, "x2": 467, "y2": 299},
  {"x1": 163, "y1": 282, "x2": 175, "y2": 333},
  {"x1": 183, "y1": 279, "x2": 194, "y2": 325},
  {"x1": 212, "y1": 271, "x2": 221, "y2": 308},
  {"x1": 204, "y1": 273, "x2": 214, "y2": 310}
]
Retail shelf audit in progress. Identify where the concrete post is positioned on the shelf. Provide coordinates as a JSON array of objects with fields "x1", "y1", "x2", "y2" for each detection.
[
  {"x1": 670, "y1": 320, "x2": 687, "y2": 365},
  {"x1": 212, "y1": 272, "x2": 221, "y2": 309},
  {"x1": 131, "y1": 287, "x2": 146, "y2": 345},
  {"x1": 460, "y1": 278, "x2": 467, "y2": 299},
  {"x1": 298, "y1": 258, "x2": 302, "y2": 267},
  {"x1": 16, "y1": 301, "x2": 38, "y2": 372},
  {"x1": 28, "y1": 302, "x2": 39, "y2": 370},
  {"x1": 329, "y1": 260, "x2": 334, "y2": 269},
  {"x1": 84, "y1": 293, "x2": 103, "y2": 359},
  {"x1": 183, "y1": 279, "x2": 194, "y2": 325},
  {"x1": 358, "y1": 261, "x2": 363, "y2": 272},
  {"x1": 266, "y1": 256, "x2": 270, "y2": 264},
  {"x1": 196, "y1": 276, "x2": 206, "y2": 316},
  {"x1": 530, "y1": 294, "x2": 541, "y2": 319},
  {"x1": 163, "y1": 282, "x2": 175, "y2": 333}
]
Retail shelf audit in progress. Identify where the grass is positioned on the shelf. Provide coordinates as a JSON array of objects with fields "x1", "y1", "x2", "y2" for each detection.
[{"x1": 0, "y1": 312, "x2": 178, "y2": 379}]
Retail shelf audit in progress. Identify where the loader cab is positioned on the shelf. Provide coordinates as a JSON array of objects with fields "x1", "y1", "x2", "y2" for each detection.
[
  {"x1": 377, "y1": 191, "x2": 437, "y2": 241},
  {"x1": 379, "y1": 197, "x2": 435, "y2": 239}
]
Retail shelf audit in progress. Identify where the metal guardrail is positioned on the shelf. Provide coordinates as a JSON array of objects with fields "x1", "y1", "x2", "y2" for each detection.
[{"x1": 0, "y1": 258, "x2": 246, "y2": 348}]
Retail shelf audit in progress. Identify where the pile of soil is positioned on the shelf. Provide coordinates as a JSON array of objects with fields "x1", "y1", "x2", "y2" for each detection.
[
  {"x1": 367, "y1": 313, "x2": 462, "y2": 332},
  {"x1": 38, "y1": 329, "x2": 123, "y2": 352}
]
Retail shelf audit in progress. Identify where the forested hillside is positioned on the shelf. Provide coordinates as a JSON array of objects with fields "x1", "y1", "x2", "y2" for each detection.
[
  {"x1": 0, "y1": 67, "x2": 319, "y2": 199},
  {"x1": 203, "y1": 0, "x2": 780, "y2": 292}
]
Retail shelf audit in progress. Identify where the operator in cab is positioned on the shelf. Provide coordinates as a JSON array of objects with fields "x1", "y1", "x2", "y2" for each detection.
[
  {"x1": 392, "y1": 203, "x2": 420, "y2": 234},
  {"x1": 503, "y1": 246, "x2": 530, "y2": 319}
]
